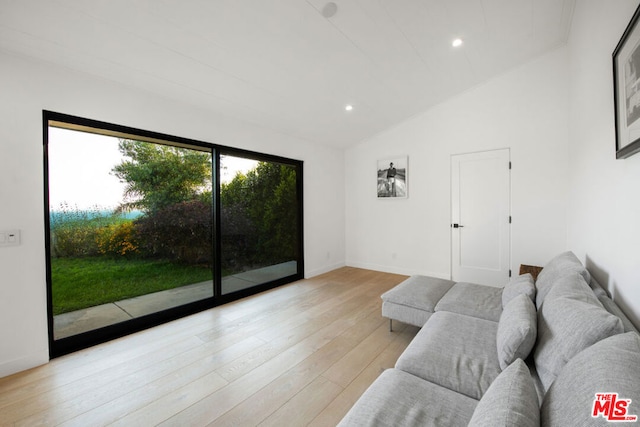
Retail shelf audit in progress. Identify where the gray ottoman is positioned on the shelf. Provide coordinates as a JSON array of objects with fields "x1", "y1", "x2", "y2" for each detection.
[{"x1": 381, "y1": 275, "x2": 455, "y2": 330}]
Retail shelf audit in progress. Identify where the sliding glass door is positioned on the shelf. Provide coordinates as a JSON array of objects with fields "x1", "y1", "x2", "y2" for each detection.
[
  {"x1": 47, "y1": 126, "x2": 215, "y2": 342},
  {"x1": 220, "y1": 154, "x2": 300, "y2": 294},
  {"x1": 45, "y1": 112, "x2": 303, "y2": 356}
]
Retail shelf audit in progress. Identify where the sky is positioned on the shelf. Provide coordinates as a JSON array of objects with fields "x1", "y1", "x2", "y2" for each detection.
[
  {"x1": 48, "y1": 128, "x2": 124, "y2": 211},
  {"x1": 48, "y1": 127, "x2": 257, "y2": 211},
  {"x1": 220, "y1": 155, "x2": 259, "y2": 185}
]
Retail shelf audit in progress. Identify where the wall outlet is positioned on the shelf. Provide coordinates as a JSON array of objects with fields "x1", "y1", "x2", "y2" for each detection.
[{"x1": 0, "y1": 230, "x2": 20, "y2": 247}]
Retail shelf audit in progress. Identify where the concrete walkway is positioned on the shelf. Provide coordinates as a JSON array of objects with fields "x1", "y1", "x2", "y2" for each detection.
[{"x1": 54, "y1": 261, "x2": 297, "y2": 340}]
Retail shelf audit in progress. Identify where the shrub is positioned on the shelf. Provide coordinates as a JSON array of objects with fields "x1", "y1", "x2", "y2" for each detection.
[
  {"x1": 96, "y1": 221, "x2": 139, "y2": 257},
  {"x1": 49, "y1": 205, "x2": 112, "y2": 257},
  {"x1": 134, "y1": 200, "x2": 212, "y2": 265},
  {"x1": 220, "y1": 162, "x2": 298, "y2": 269}
]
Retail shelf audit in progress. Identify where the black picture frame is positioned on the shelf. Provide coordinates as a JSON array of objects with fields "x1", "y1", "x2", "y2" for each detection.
[
  {"x1": 613, "y1": 4, "x2": 640, "y2": 159},
  {"x1": 377, "y1": 156, "x2": 408, "y2": 198}
]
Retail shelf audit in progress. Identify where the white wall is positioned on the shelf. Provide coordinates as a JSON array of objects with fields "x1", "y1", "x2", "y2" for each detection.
[
  {"x1": 567, "y1": 0, "x2": 640, "y2": 327},
  {"x1": 5, "y1": 0, "x2": 640, "y2": 378},
  {"x1": 0, "y1": 51, "x2": 345, "y2": 377},
  {"x1": 345, "y1": 47, "x2": 570, "y2": 279}
]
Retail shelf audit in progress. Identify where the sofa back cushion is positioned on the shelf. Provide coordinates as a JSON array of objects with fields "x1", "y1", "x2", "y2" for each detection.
[
  {"x1": 468, "y1": 358, "x2": 540, "y2": 427},
  {"x1": 502, "y1": 273, "x2": 536, "y2": 307},
  {"x1": 534, "y1": 273, "x2": 624, "y2": 391},
  {"x1": 496, "y1": 293, "x2": 537, "y2": 370},
  {"x1": 588, "y1": 275, "x2": 609, "y2": 298},
  {"x1": 541, "y1": 332, "x2": 640, "y2": 426},
  {"x1": 597, "y1": 294, "x2": 640, "y2": 334},
  {"x1": 535, "y1": 251, "x2": 591, "y2": 309}
]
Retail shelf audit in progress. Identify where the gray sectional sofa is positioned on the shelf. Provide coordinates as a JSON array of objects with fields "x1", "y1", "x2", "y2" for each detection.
[{"x1": 338, "y1": 252, "x2": 640, "y2": 426}]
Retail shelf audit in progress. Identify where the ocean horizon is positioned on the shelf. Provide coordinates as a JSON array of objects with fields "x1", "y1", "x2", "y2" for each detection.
[{"x1": 49, "y1": 208, "x2": 143, "y2": 223}]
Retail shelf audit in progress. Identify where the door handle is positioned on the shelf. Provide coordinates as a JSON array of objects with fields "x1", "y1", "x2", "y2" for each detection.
[{"x1": 452, "y1": 223, "x2": 464, "y2": 228}]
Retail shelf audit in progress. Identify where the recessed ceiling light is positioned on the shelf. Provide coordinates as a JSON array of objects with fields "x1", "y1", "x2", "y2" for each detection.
[
  {"x1": 452, "y1": 38, "x2": 463, "y2": 48},
  {"x1": 345, "y1": 104, "x2": 353, "y2": 111}
]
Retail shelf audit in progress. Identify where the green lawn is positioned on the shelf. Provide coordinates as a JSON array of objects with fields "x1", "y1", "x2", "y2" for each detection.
[{"x1": 51, "y1": 257, "x2": 213, "y2": 315}]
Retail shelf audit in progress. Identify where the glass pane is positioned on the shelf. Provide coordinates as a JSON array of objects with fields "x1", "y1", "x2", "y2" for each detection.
[
  {"x1": 220, "y1": 155, "x2": 299, "y2": 294},
  {"x1": 48, "y1": 127, "x2": 214, "y2": 340}
]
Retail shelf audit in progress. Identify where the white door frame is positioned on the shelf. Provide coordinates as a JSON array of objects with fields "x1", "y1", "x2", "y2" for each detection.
[{"x1": 450, "y1": 148, "x2": 511, "y2": 286}]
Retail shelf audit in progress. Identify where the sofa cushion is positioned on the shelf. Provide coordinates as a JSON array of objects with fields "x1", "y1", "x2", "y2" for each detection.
[
  {"x1": 434, "y1": 282, "x2": 503, "y2": 322},
  {"x1": 381, "y1": 275, "x2": 455, "y2": 312},
  {"x1": 541, "y1": 269, "x2": 601, "y2": 306},
  {"x1": 541, "y1": 332, "x2": 640, "y2": 426},
  {"x1": 588, "y1": 275, "x2": 609, "y2": 298},
  {"x1": 502, "y1": 273, "x2": 536, "y2": 307},
  {"x1": 535, "y1": 251, "x2": 591, "y2": 309},
  {"x1": 534, "y1": 273, "x2": 624, "y2": 391},
  {"x1": 468, "y1": 359, "x2": 540, "y2": 427},
  {"x1": 337, "y1": 368, "x2": 478, "y2": 427},
  {"x1": 597, "y1": 294, "x2": 640, "y2": 334},
  {"x1": 382, "y1": 301, "x2": 434, "y2": 328},
  {"x1": 396, "y1": 311, "x2": 501, "y2": 399},
  {"x1": 496, "y1": 293, "x2": 537, "y2": 370}
]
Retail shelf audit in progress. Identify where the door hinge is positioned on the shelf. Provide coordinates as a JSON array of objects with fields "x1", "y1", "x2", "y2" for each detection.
[
  {"x1": 509, "y1": 161, "x2": 512, "y2": 170},
  {"x1": 509, "y1": 269, "x2": 512, "y2": 277},
  {"x1": 509, "y1": 216, "x2": 512, "y2": 224}
]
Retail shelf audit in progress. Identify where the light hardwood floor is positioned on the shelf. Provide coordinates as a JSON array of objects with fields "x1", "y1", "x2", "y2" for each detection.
[{"x1": 0, "y1": 267, "x2": 419, "y2": 426}]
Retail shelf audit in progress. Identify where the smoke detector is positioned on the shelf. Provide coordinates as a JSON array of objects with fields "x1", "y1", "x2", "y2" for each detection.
[{"x1": 322, "y1": 2, "x2": 338, "y2": 18}]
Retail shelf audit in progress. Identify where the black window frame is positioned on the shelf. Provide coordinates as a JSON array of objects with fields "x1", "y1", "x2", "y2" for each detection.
[{"x1": 43, "y1": 110, "x2": 304, "y2": 357}]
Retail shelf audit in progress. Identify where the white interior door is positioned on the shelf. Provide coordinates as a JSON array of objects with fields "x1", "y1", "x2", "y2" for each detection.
[{"x1": 451, "y1": 149, "x2": 511, "y2": 287}]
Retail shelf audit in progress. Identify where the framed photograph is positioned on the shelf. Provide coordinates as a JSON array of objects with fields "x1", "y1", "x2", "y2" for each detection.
[
  {"x1": 377, "y1": 156, "x2": 407, "y2": 198},
  {"x1": 613, "y1": 4, "x2": 640, "y2": 159}
]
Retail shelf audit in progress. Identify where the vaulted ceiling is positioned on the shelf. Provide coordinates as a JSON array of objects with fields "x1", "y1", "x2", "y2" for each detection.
[{"x1": 0, "y1": 0, "x2": 575, "y2": 148}]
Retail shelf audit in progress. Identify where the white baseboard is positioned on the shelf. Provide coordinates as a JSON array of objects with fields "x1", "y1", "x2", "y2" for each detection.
[
  {"x1": 345, "y1": 261, "x2": 450, "y2": 280},
  {"x1": 305, "y1": 261, "x2": 347, "y2": 278},
  {"x1": 0, "y1": 352, "x2": 48, "y2": 379}
]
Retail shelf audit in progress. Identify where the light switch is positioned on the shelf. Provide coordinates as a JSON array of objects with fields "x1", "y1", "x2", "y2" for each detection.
[{"x1": 0, "y1": 230, "x2": 20, "y2": 247}]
